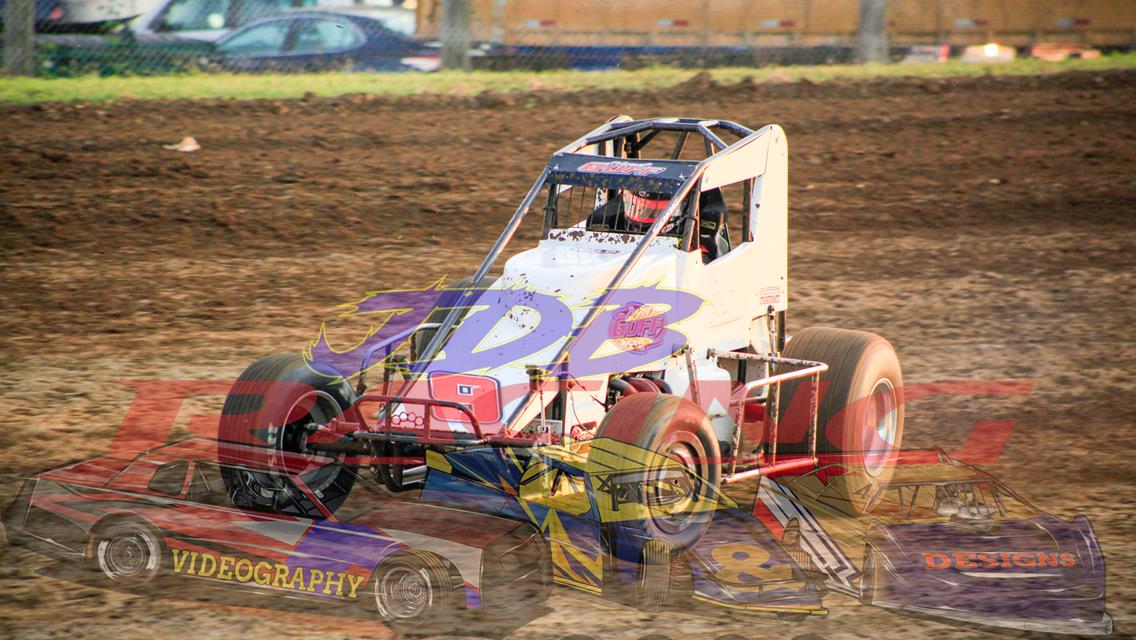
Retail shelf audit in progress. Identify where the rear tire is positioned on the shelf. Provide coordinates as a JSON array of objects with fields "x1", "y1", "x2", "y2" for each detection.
[
  {"x1": 218, "y1": 354, "x2": 358, "y2": 515},
  {"x1": 372, "y1": 550, "x2": 461, "y2": 635},
  {"x1": 589, "y1": 393, "x2": 720, "y2": 549},
  {"x1": 776, "y1": 327, "x2": 903, "y2": 513}
]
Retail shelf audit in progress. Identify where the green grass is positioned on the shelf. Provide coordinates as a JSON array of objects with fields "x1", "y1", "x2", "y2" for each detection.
[{"x1": 2, "y1": 52, "x2": 1134, "y2": 104}]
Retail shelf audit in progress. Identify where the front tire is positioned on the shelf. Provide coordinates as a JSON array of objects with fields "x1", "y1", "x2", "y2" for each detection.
[
  {"x1": 589, "y1": 393, "x2": 720, "y2": 549},
  {"x1": 634, "y1": 539, "x2": 674, "y2": 612},
  {"x1": 218, "y1": 354, "x2": 358, "y2": 515},
  {"x1": 91, "y1": 520, "x2": 166, "y2": 587}
]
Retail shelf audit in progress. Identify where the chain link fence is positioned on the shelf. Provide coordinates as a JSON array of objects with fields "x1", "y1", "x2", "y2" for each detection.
[{"x1": 3, "y1": 0, "x2": 1133, "y2": 77}]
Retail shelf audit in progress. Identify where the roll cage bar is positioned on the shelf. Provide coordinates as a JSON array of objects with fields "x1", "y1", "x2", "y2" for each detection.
[{"x1": 582, "y1": 117, "x2": 755, "y2": 158}]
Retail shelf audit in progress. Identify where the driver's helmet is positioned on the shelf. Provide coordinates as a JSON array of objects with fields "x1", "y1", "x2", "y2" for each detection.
[
  {"x1": 622, "y1": 190, "x2": 672, "y2": 226},
  {"x1": 933, "y1": 485, "x2": 965, "y2": 516}
]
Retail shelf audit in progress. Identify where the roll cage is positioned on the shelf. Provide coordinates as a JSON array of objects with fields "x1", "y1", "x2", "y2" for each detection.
[
  {"x1": 868, "y1": 479, "x2": 1021, "y2": 520},
  {"x1": 419, "y1": 116, "x2": 773, "y2": 379}
]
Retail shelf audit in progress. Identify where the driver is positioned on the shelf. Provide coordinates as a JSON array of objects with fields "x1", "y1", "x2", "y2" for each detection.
[
  {"x1": 933, "y1": 484, "x2": 965, "y2": 516},
  {"x1": 587, "y1": 190, "x2": 682, "y2": 234}
]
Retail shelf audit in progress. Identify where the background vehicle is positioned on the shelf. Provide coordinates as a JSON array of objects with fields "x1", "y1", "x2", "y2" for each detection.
[
  {"x1": 0, "y1": 0, "x2": 66, "y2": 30},
  {"x1": 754, "y1": 451, "x2": 1112, "y2": 635},
  {"x1": 2, "y1": 438, "x2": 549, "y2": 634},
  {"x1": 129, "y1": 0, "x2": 412, "y2": 43},
  {"x1": 417, "y1": 0, "x2": 1136, "y2": 69},
  {"x1": 211, "y1": 11, "x2": 438, "y2": 72},
  {"x1": 219, "y1": 116, "x2": 905, "y2": 544}
]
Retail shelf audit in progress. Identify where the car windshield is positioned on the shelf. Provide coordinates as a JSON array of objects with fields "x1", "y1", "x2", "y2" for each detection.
[
  {"x1": 188, "y1": 460, "x2": 326, "y2": 517},
  {"x1": 872, "y1": 480, "x2": 1038, "y2": 521},
  {"x1": 542, "y1": 181, "x2": 690, "y2": 238},
  {"x1": 216, "y1": 19, "x2": 290, "y2": 55},
  {"x1": 155, "y1": 0, "x2": 313, "y2": 32}
]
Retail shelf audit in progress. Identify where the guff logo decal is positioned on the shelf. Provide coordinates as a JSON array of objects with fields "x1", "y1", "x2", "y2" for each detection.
[{"x1": 608, "y1": 302, "x2": 666, "y2": 353}]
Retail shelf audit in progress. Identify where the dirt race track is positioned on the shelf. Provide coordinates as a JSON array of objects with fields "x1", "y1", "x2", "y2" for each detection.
[{"x1": 1, "y1": 70, "x2": 1135, "y2": 640}]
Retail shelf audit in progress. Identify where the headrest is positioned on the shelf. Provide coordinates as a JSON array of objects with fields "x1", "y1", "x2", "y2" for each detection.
[{"x1": 699, "y1": 188, "x2": 727, "y2": 223}]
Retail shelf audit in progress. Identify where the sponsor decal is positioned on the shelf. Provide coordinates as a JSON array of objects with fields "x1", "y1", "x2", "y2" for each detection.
[
  {"x1": 428, "y1": 372, "x2": 502, "y2": 423},
  {"x1": 170, "y1": 549, "x2": 367, "y2": 598},
  {"x1": 608, "y1": 302, "x2": 666, "y2": 353},
  {"x1": 577, "y1": 160, "x2": 667, "y2": 176},
  {"x1": 304, "y1": 283, "x2": 702, "y2": 380},
  {"x1": 922, "y1": 551, "x2": 1076, "y2": 570},
  {"x1": 708, "y1": 542, "x2": 797, "y2": 584},
  {"x1": 759, "y1": 285, "x2": 782, "y2": 305}
]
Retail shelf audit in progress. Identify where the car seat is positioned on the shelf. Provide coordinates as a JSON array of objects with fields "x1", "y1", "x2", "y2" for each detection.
[{"x1": 698, "y1": 188, "x2": 730, "y2": 262}]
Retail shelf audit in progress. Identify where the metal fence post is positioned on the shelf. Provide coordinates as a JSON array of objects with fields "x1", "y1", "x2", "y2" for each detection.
[
  {"x1": 441, "y1": 0, "x2": 470, "y2": 71},
  {"x1": 857, "y1": 0, "x2": 889, "y2": 64},
  {"x1": 4, "y1": 0, "x2": 36, "y2": 76}
]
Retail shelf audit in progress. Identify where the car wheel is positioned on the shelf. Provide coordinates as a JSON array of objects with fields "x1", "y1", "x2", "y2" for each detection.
[
  {"x1": 218, "y1": 353, "x2": 358, "y2": 515},
  {"x1": 634, "y1": 539, "x2": 674, "y2": 612},
  {"x1": 589, "y1": 393, "x2": 720, "y2": 550},
  {"x1": 373, "y1": 550, "x2": 461, "y2": 635},
  {"x1": 92, "y1": 520, "x2": 166, "y2": 587}
]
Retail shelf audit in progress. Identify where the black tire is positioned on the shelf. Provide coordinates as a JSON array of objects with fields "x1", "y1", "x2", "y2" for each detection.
[
  {"x1": 776, "y1": 327, "x2": 903, "y2": 513},
  {"x1": 634, "y1": 539, "x2": 674, "y2": 612},
  {"x1": 218, "y1": 353, "x2": 358, "y2": 516},
  {"x1": 372, "y1": 550, "x2": 462, "y2": 635},
  {"x1": 91, "y1": 520, "x2": 166, "y2": 587},
  {"x1": 589, "y1": 393, "x2": 721, "y2": 550}
]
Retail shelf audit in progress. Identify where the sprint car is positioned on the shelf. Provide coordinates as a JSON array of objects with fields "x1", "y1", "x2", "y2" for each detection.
[
  {"x1": 420, "y1": 436, "x2": 825, "y2": 618},
  {"x1": 754, "y1": 451, "x2": 1112, "y2": 635},
  {"x1": 217, "y1": 116, "x2": 907, "y2": 541},
  {"x1": 2, "y1": 438, "x2": 549, "y2": 634}
]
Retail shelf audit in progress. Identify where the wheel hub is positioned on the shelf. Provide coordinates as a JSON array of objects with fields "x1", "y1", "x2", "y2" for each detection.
[
  {"x1": 378, "y1": 566, "x2": 430, "y2": 619},
  {"x1": 274, "y1": 389, "x2": 345, "y2": 493},
  {"x1": 863, "y1": 377, "x2": 898, "y2": 475}
]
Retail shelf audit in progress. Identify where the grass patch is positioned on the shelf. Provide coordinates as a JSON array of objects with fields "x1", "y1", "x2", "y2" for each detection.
[{"x1": 2, "y1": 52, "x2": 1134, "y2": 104}]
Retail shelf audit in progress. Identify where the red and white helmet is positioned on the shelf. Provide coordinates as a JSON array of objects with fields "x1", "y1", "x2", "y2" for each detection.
[{"x1": 622, "y1": 190, "x2": 672, "y2": 225}]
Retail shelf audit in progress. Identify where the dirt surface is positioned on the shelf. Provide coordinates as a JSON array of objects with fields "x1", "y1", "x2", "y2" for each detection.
[{"x1": 1, "y1": 70, "x2": 1134, "y2": 640}]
